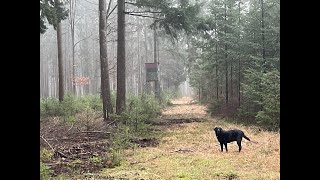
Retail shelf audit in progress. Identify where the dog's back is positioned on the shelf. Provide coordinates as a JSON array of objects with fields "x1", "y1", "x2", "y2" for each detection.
[{"x1": 226, "y1": 129, "x2": 244, "y2": 142}]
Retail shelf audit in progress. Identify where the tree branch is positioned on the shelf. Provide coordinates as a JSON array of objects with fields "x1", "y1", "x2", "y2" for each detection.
[
  {"x1": 107, "y1": 29, "x2": 117, "y2": 35},
  {"x1": 74, "y1": 14, "x2": 84, "y2": 25},
  {"x1": 107, "y1": 4, "x2": 118, "y2": 20},
  {"x1": 108, "y1": 64, "x2": 117, "y2": 72},
  {"x1": 106, "y1": 0, "x2": 112, "y2": 15},
  {"x1": 125, "y1": 11, "x2": 162, "y2": 14},
  {"x1": 40, "y1": 135, "x2": 55, "y2": 152},
  {"x1": 107, "y1": 39, "x2": 117, "y2": 43},
  {"x1": 124, "y1": 12, "x2": 163, "y2": 20},
  {"x1": 74, "y1": 33, "x2": 93, "y2": 48}
]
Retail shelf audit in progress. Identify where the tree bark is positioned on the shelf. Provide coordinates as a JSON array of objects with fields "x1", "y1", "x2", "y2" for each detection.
[
  {"x1": 69, "y1": 0, "x2": 77, "y2": 95},
  {"x1": 137, "y1": 18, "x2": 142, "y2": 95},
  {"x1": 224, "y1": 2, "x2": 228, "y2": 106},
  {"x1": 144, "y1": 26, "x2": 149, "y2": 94},
  {"x1": 153, "y1": 17, "x2": 160, "y2": 99},
  {"x1": 260, "y1": 0, "x2": 266, "y2": 71},
  {"x1": 238, "y1": 1, "x2": 241, "y2": 107},
  {"x1": 99, "y1": 0, "x2": 114, "y2": 120},
  {"x1": 57, "y1": 23, "x2": 64, "y2": 102},
  {"x1": 116, "y1": 0, "x2": 126, "y2": 114},
  {"x1": 230, "y1": 61, "x2": 233, "y2": 100},
  {"x1": 214, "y1": 13, "x2": 219, "y2": 100}
]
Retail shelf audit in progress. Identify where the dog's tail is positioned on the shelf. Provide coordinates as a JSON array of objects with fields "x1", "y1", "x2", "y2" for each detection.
[{"x1": 243, "y1": 134, "x2": 251, "y2": 141}]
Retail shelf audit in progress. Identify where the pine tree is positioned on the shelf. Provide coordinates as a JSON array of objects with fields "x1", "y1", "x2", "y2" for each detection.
[{"x1": 40, "y1": 0, "x2": 68, "y2": 34}]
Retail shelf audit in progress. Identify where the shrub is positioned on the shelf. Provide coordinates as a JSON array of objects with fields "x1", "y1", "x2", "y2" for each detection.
[
  {"x1": 160, "y1": 90, "x2": 176, "y2": 106},
  {"x1": 40, "y1": 94, "x2": 104, "y2": 119},
  {"x1": 40, "y1": 148, "x2": 53, "y2": 162},
  {"x1": 40, "y1": 162, "x2": 52, "y2": 180},
  {"x1": 40, "y1": 97, "x2": 63, "y2": 117}
]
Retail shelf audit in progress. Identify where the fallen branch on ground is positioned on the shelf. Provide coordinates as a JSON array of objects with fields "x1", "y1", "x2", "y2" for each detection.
[
  {"x1": 78, "y1": 131, "x2": 112, "y2": 134},
  {"x1": 67, "y1": 122, "x2": 74, "y2": 132},
  {"x1": 40, "y1": 135, "x2": 55, "y2": 152},
  {"x1": 55, "y1": 151, "x2": 68, "y2": 159},
  {"x1": 172, "y1": 148, "x2": 194, "y2": 153}
]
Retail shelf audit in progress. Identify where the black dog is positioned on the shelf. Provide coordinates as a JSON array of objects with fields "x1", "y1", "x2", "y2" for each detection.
[{"x1": 213, "y1": 127, "x2": 251, "y2": 152}]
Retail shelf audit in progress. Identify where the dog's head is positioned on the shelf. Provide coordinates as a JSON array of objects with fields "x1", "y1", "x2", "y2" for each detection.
[{"x1": 214, "y1": 127, "x2": 223, "y2": 137}]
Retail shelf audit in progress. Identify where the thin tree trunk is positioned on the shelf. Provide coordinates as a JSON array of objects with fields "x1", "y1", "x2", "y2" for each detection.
[
  {"x1": 44, "y1": 58, "x2": 48, "y2": 98},
  {"x1": 153, "y1": 17, "x2": 159, "y2": 99},
  {"x1": 138, "y1": 18, "x2": 142, "y2": 95},
  {"x1": 260, "y1": 0, "x2": 266, "y2": 71},
  {"x1": 63, "y1": 25, "x2": 68, "y2": 93},
  {"x1": 238, "y1": 1, "x2": 241, "y2": 107},
  {"x1": 143, "y1": 26, "x2": 149, "y2": 94},
  {"x1": 224, "y1": 2, "x2": 228, "y2": 106},
  {"x1": 57, "y1": 23, "x2": 64, "y2": 101},
  {"x1": 40, "y1": 49, "x2": 44, "y2": 98},
  {"x1": 214, "y1": 13, "x2": 219, "y2": 100},
  {"x1": 69, "y1": 0, "x2": 77, "y2": 95},
  {"x1": 99, "y1": 0, "x2": 114, "y2": 120},
  {"x1": 131, "y1": 51, "x2": 134, "y2": 95},
  {"x1": 116, "y1": 0, "x2": 126, "y2": 114},
  {"x1": 72, "y1": 30, "x2": 76, "y2": 95},
  {"x1": 230, "y1": 60, "x2": 233, "y2": 100}
]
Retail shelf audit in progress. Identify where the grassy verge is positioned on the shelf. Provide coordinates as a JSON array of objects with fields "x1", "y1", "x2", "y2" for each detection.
[{"x1": 40, "y1": 92, "x2": 175, "y2": 179}]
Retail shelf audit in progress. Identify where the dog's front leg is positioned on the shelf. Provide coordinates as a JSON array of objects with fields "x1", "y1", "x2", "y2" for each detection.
[
  {"x1": 224, "y1": 143, "x2": 228, "y2": 152},
  {"x1": 220, "y1": 143, "x2": 224, "y2": 152}
]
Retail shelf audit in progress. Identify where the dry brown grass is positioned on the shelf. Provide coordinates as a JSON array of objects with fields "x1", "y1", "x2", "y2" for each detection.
[{"x1": 83, "y1": 97, "x2": 280, "y2": 180}]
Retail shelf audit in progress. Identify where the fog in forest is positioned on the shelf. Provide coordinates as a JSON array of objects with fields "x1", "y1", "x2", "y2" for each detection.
[{"x1": 40, "y1": 0, "x2": 199, "y2": 99}]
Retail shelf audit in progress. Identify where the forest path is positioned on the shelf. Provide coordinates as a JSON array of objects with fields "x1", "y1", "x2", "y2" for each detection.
[{"x1": 93, "y1": 97, "x2": 280, "y2": 179}]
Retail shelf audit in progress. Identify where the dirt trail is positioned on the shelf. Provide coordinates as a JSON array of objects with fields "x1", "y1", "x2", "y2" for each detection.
[
  {"x1": 88, "y1": 97, "x2": 280, "y2": 180},
  {"x1": 154, "y1": 97, "x2": 207, "y2": 125}
]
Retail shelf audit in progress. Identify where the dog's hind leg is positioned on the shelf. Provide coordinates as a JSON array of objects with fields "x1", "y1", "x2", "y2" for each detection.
[{"x1": 237, "y1": 140, "x2": 242, "y2": 152}]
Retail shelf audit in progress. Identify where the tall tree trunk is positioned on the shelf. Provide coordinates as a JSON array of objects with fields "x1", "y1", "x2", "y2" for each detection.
[
  {"x1": 144, "y1": 26, "x2": 149, "y2": 94},
  {"x1": 57, "y1": 23, "x2": 64, "y2": 102},
  {"x1": 99, "y1": 0, "x2": 113, "y2": 120},
  {"x1": 224, "y1": 2, "x2": 228, "y2": 106},
  {"x1": 138, "y1": 18, "x2": 142, "y2": 95},
  {"x1": 214, "y1": 13, "x2": 219, "y2": 100},
  {"x1": 63, "y1": 27, "x2": 68, "y2": 93},
  {"x1": 238, "y1": 1, "x2": 241, "y2": 107},
  {"x1": 230, "y1": 61, "x2": 233, "y2": 100},
  {"x1": 131, "y1": 52, "x2": 135, "y2": 95},
  {"x1": 198, "y1": 83, "x2": 201, "y2": 102},
  {"x1": 44, "y1": 58, "x2": 48, "y2": 98},
  {"x1": 153, "y1": 17, "x2": 160, "y2": 99},
  {"x1": 69, "y1": 0, "x2": 77, "y2": 95},
  {"x1": 116, "y1": 0, "x2": 126, "y2": 114},
  {"x1": 260, "y1": 0, "x2": 266, "y2": 71},
  {"x1": 40, "y1": 47, "x2": 44, "y2": 98},
  {"x1": 72, "y1": 30, "x2": 76, "y2": 95}
]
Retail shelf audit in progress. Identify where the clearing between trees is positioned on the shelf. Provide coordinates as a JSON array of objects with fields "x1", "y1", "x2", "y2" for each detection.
[{"x1": 70, "y1": 97, "x2": 279, "y2": 180}]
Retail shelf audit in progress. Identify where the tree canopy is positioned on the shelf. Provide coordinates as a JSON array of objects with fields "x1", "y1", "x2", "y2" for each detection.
[{"x1": 40, "y1": 0, "x2": 68, "y2": 34}]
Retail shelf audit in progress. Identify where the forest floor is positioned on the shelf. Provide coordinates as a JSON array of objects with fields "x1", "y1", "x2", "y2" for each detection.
[{"x1": 41, "y1": 97, "x2": 280, "y2": 180}]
